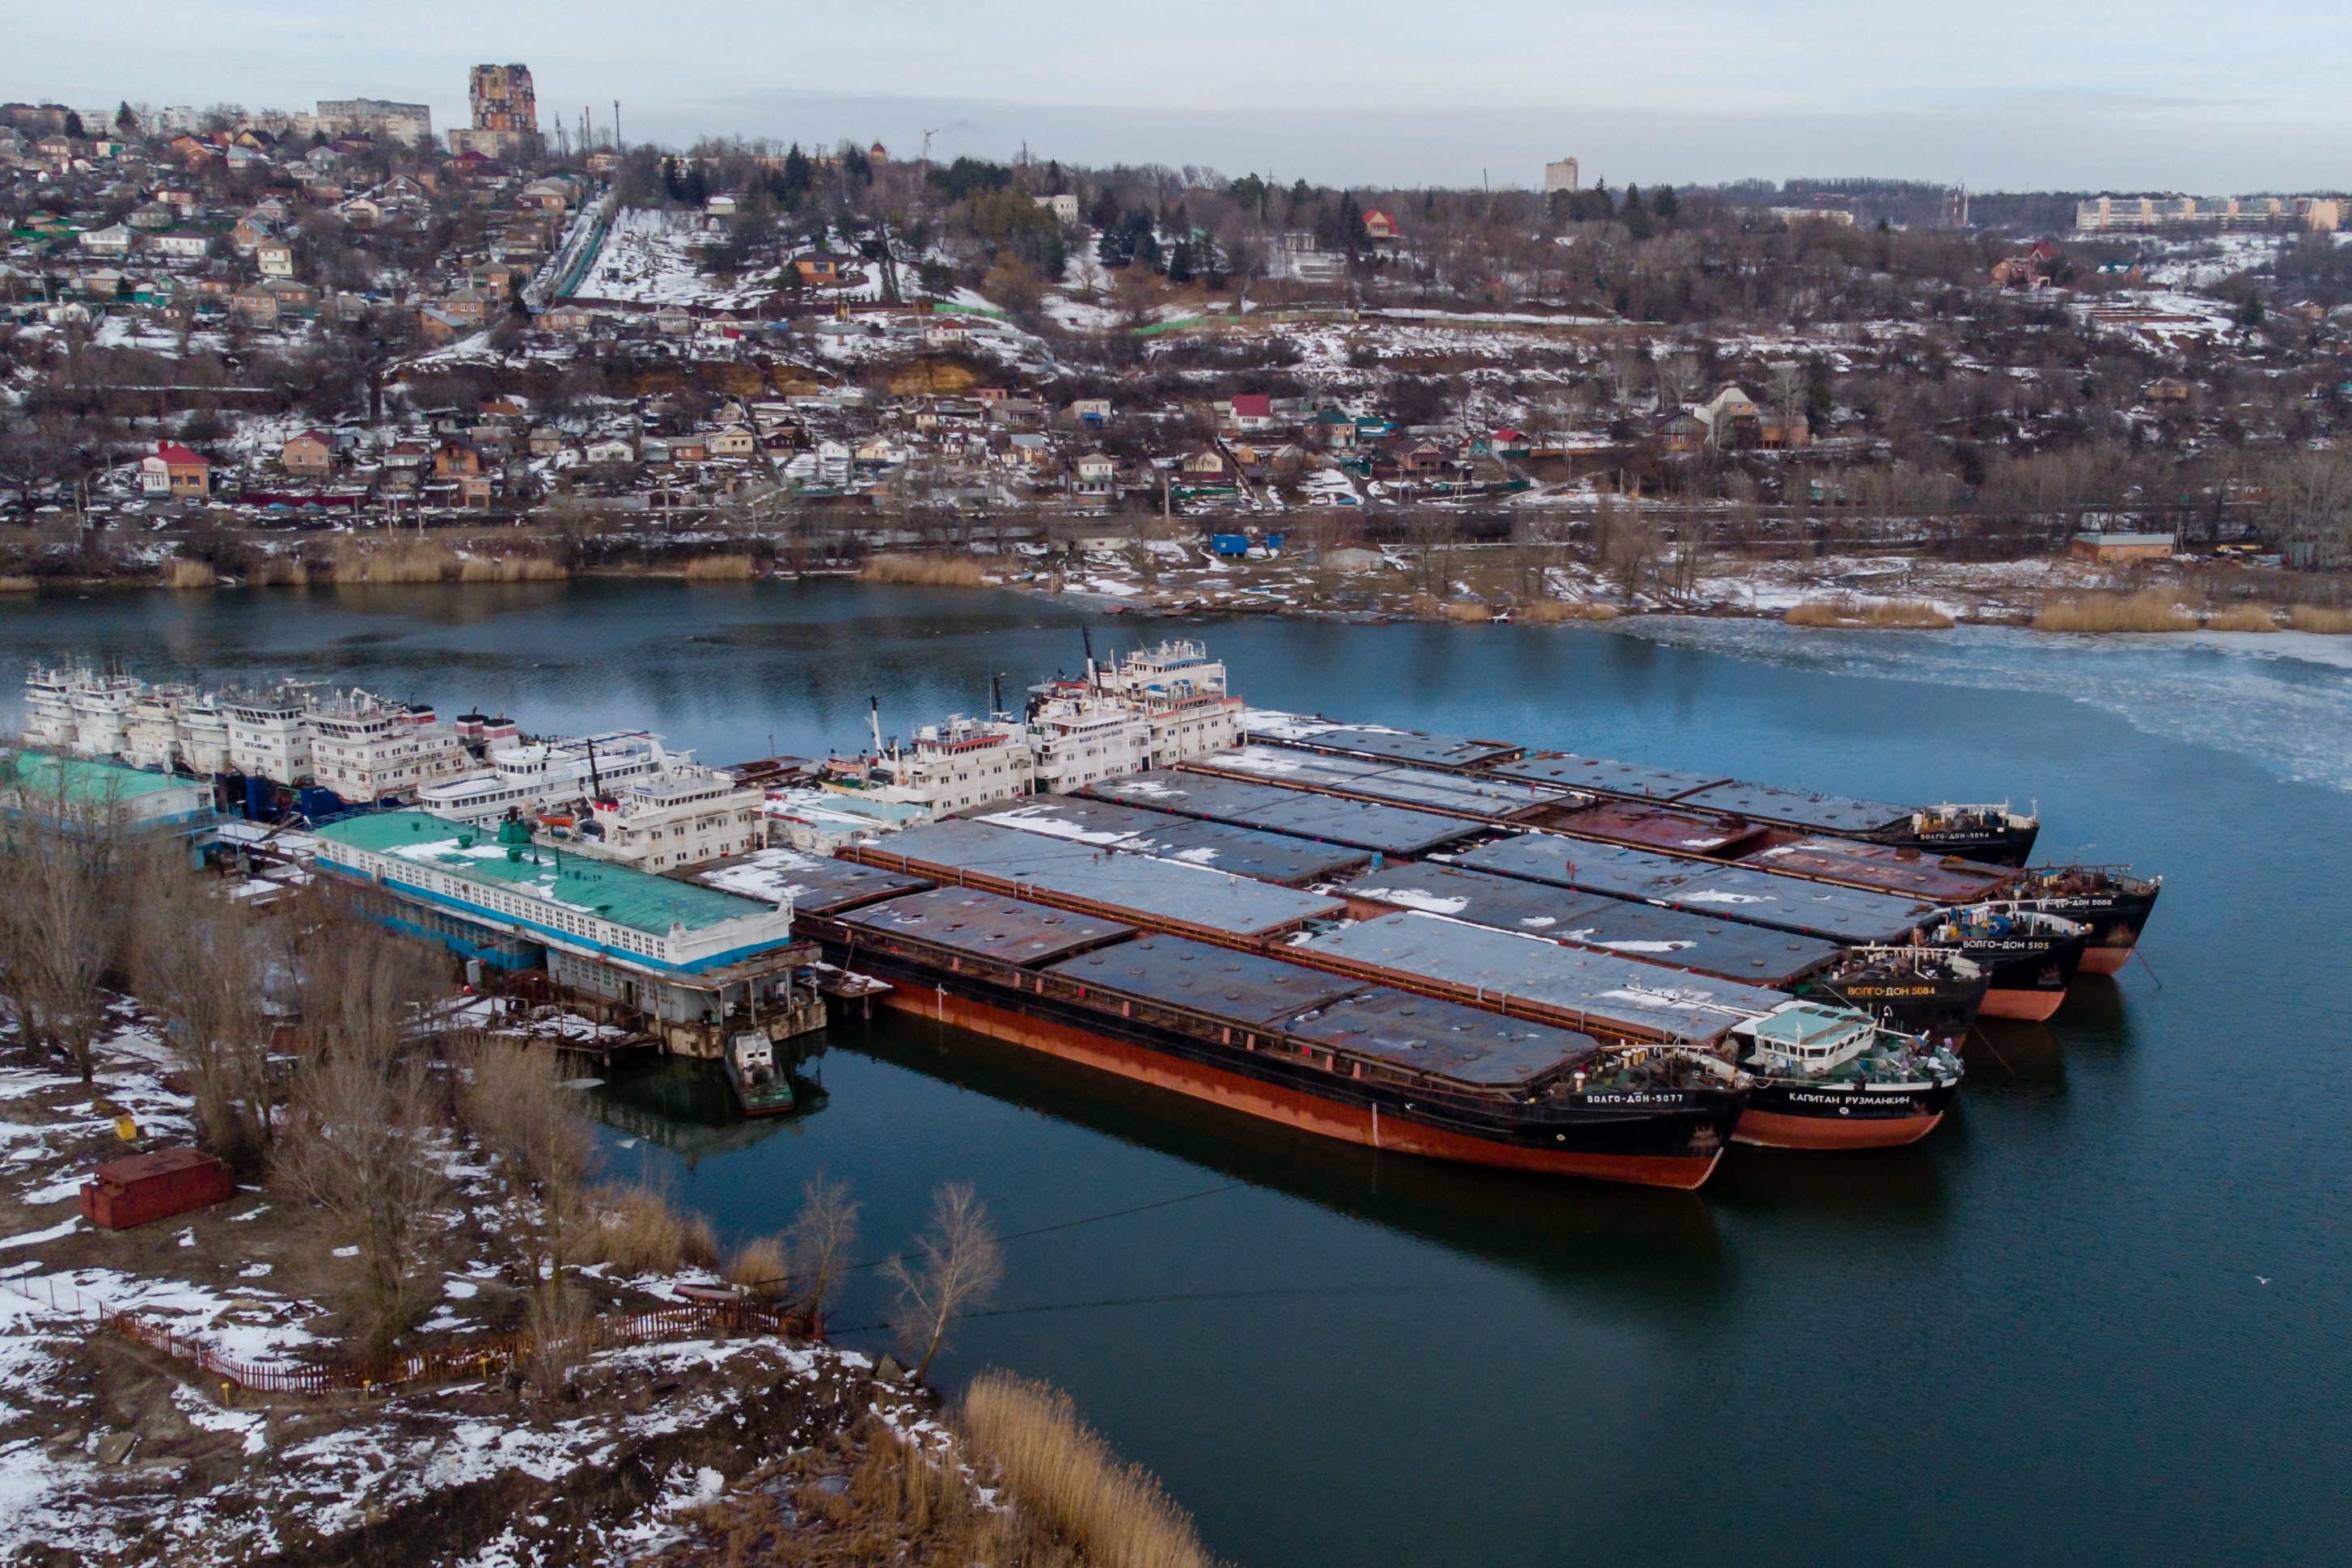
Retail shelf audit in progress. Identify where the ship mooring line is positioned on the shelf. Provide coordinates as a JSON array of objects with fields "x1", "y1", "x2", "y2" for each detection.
[
  {"x1": 822, "y1": 1276, "x2": 1445, "y2": 1338},
  {"x1": 749, "y1": 1181, "x2": 1248, "y2": 1291},
  {"x1": 2133, "y1": 945, "x2": 2164, "y2": 989}
]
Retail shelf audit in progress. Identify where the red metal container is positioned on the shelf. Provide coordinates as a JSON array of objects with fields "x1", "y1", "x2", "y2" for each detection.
[{"x1": 78, "y1": 1147, "x2": 235, "y2": 1232}]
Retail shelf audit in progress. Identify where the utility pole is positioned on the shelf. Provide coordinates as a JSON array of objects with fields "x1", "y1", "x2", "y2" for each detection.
[{"x1": 613, "y1": 100, "x2": 621, "y2": 154}]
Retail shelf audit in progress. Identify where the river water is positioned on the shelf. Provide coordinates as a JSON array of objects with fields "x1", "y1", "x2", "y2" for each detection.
[{"x1": 4, "y1": 580, "x2": 2345, "y2": 1566}]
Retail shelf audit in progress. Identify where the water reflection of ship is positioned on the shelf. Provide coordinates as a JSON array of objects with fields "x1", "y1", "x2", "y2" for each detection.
[
  {"x1": 591, "y1": 1046, "x2": 832, "y2": 1165},
  {"x1": 1964, "y1": 1021, "x2": 2068, "y2": 1087},
  {"x1": 840, "y1": 1011, "x2": 1733, "y2": 1312}
]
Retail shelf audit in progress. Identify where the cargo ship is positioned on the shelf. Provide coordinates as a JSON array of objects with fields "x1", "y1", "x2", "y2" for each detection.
[
  {"x1": 2014, "y1": 865, "x2": 2162, "y2": 974},
  {"x1": 1920, "y1": 904, "x2": 2090, "y2": 1021},
  {"x1": 804, "y1": 883, "x2": 1748, "y2": 1189},
  {"x1": 1241, "y1": 713, "x2": 2042, "y2": 866}
]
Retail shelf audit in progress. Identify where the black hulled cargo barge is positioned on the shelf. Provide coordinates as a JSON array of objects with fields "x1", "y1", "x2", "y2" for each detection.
[
  {"x1": 1331, "y1": 858, "x2": 1988, "y2": 1043},
  {"x1": 1237, "y1": 713, "x2": 2041, "y2": 866},
  {"x1": 830, "y1": 818, "x2": 1960, "y2": 1158},
  {"x1": 798, "y1": 878, "x2": 1746, "y2": 1190}
]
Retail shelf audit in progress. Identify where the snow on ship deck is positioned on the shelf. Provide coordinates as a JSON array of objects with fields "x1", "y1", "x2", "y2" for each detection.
[
  {"x1": 1081, "y1": 769, "x2": 1477, "y2": 856},
  {"x1": 1291, "y1": 911, "x2": 1790, "y2": 1047},
  {"x1": 1237, "y1": 712, "x2": 1525, "y2": 771},
  {"x1": 839, "y1": 819, "x2": 1344, "y2": 940},
  {"x1": 1447, "y1": 835, "x2": 1939, "y2": 945},
  {"x1": 959, "y1": 796, "x2": 1370, "y2": 886},
  {"x1": 696, "y1": 845, "x2": 933, "y2": 913},
  {"x1": 833, "y1": 887, "x2": 1136, "y2": 966},
  {"x1": 1492, "y1": 754, "x2": 1914, "y2": 837},
  {"x1": 1042, "y1": 933, "x2": 1603, "y2": 1092},
  {"x1": 1335, "y1": 860, "x2": 1842, "y2": 987},
  {"x1": 1191, "y1": 745, "x2": 1567, "y2": 820}
]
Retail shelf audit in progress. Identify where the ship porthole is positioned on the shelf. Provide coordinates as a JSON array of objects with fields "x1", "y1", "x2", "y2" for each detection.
[{"x1": 1555, "y1": 1134, "x2": 1564, "y2": 1142}]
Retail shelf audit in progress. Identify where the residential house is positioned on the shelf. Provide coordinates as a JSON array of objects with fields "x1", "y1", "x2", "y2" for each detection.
[
  {"x1": 1696, "y1": 385, "x2": 1762, "y2": 449},
  {"x1": 416, "y1": 306, "x2": 464, "y2": 344},
  {"x1": 149, "y1": 230, "x2": 209, "y2": 262},
  {"x1": 1005, "y1": 433, "x2": 1051, "y2": 467},
  {"x1": 336, "y1": 195, "x2": 384, "y2": 226},
  {"x1": 78, "y1": 223, "x2": 133, "y2": 256},
  {"x1": 2146, "y1": 378, "x2": 2192, "y2": 405},
  {"x1": 228, "y1": 218, "x2": 268, "y2": 253},
  {"x1": 280, "y1": 430, "x2": 334, "y2": 477},
  {"x1": 1178, "y1": 450, "x2": 1232, "y2": 488},
  {"x1": 1228, "y1": 393, "x2": 1277, "y2": 433},
  {"x1": 654, "y1": 305, "x2": 695, "y2": 336},
  {"x1": 1653, "y1": 412, "x2": 1704, "y2": 456},
  {"x1": 538, "y1": 302, "x2": 595, "y2": 332},
  {"x1": 1073, "y1": 454, "x2": 1117, "y2": 497},
  {"x1": 711, "y1": 425, "x2": 759, "y2": 458},
  {"x1": 527, "y1": 426, "x2": 565, "y2": 456},
  {"x1": 1067, "y1": 398, "x2": 1111, "y2": 425},
  {"x1": 141, "y1": 442, "x2": 210, "y2": 497},
  {"x1": 228, "y1": 288, "x2": 280, "y2": 328},
  {"x1": 126, "y1": 201, "x2": 176, "y2": 231},
  {"x1": 793, "y1": 254, "x2": 840, "y2": 286},
  {"x1": 1758, "y1": 412, "x2": 1810, "y2": 450},
  {"x1": 670, "y1": 437, "x2": 709, "y2": 463},
  {"x1": 433, "y1": 438, "x2": 484, "y2": 479},
  {"x1": 440, "y1": 287, "x2": 491, "y2": 327},
  {"x1": 260, "y1": 278, "x2": 319, "y2": 318},
  {"x1": 1361, "y1": 209, "x2": 1401, "y2": 245},
  {"x1": 583, "y1": 436, "x2": 637, "y2": 466}
]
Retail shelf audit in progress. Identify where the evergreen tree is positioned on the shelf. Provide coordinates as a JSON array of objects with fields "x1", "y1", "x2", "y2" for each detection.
[
  {"x1": 1653, "y1": 185, "x2": 1679, "y2": 222},
  {"x1": 1622, "y1": 184, "x2": 1644, "y2": 215},
  {"x1": 114, "y1": 101, "x2": 135, "y2": 135},
  {"x1": 62, "y1": 110, "x2": 84, "y2": 138},
  {"x1": 781, "y1": 143, "x2": 813, "y2": 208},
  {"x1": 1168, "y1": 238, "x2": 1193, "y2": 284},
  {"x1": 683, "y1": 162, "x2": 709, "y2": 208}
]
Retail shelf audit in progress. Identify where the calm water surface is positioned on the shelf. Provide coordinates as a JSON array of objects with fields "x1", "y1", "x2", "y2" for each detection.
[{"x1": 4, "y1": 581, "x2": 2345, "y2": 1567}]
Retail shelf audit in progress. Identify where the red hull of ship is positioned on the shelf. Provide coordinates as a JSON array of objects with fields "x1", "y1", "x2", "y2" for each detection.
[
  {"x1": 877, "y1": 987, "x2": 1722, "y2": 1190},
  {"x1": 2077, "y1": 948, "x2": 2131, "y2": 975},
  {"x1": 1978, "y1": 987, "x2": 2066, "y2": 1021},
  {"x1": 1732, "y1": 1107, "x2": 1945, "y2": 1150}
]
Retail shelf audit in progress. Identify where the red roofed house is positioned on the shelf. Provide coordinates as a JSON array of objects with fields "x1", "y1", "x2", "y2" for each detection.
[
  {"x1": 1362, "y1": 209, "x2": 1401, "y2": 245},
  {"x1": 1228, "y1": 393, "x2": 1275, "y2": 433},
  {"x1": 140, "y1": 442, "x2": 209, "y2": 498}
]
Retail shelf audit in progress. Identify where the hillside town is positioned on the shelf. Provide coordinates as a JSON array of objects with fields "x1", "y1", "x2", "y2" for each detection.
[{"x1": 2, "y1": 67, "x2": 2352, "y2": 623}]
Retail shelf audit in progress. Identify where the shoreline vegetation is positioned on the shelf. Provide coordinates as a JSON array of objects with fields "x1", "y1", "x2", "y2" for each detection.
[{"x1": 12, "y1": 535, "x2": 2352, "y2": 634}]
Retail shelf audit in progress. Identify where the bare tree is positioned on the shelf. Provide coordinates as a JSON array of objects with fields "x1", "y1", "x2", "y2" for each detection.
[
  {"x1": 887, "y1": 1181, "x2": 1003, "y2": 1380},
  {"x1": 455, "y1": 1036, "x2": 594, "y2": 1356},
  {"x1": 132, "y1": 851, "x2": 277, "y2": 1173},
  {"x1": 0, "y1": 761, "x2": 127, "y2": 1083},
  {"x1": 277, "y1": 1026, "x2": 450, "y2": 1357},
  {"x1": 785, "y1": 1173, "x2": 861, "y2": 1322},
  {"x1": 1593, "y1": 494, "x2": 1659, "y2": 605}
]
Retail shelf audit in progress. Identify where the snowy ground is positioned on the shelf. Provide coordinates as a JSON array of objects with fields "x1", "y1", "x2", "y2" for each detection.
[{"x1": 567, "y1": 207, "x2": 788, "y2": 311}]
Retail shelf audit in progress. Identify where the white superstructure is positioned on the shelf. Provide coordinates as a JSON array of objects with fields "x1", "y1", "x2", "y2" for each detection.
[
  {"x1": 306, "y1": 691, "x2": 474, "y2": 801},
  {"x1": 417, "y1": 730, "x2": 666, "y2": 825},
  {"x1": 582, "y1": 764, "x2": 765, "y2": 870}
]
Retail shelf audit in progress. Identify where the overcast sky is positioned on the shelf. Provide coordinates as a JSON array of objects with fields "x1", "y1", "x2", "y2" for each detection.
[{"x1": 14, "y1": 1, "x2": 2351, "y2": 192}]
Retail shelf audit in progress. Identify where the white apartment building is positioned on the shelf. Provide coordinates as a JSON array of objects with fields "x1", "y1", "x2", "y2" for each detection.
[
  {"x1": 1545, "y1": 158, "x2": 1580, "y2": 195},
  {"x1": 582, "y1": 767, "x2": 765, "y2": 871}
]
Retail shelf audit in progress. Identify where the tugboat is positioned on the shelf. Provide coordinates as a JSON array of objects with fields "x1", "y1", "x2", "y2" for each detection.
[
  {"x1": 1728, "y1": 1000, "x2": 1964, "y2": 1149},
  {"x1": 723, "y1": 1031, "x2": 797, "y2": 1117},
  {"x1": 2015, "y1": 865, "x2": 2162, "y2": 975},
  {"x1": 1923, "y1": 904, "x2": 2090, "y2": 1021}
]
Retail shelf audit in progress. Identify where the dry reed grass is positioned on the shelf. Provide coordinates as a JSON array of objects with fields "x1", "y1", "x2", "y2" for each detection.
[
  {"x1": 1518, "y1": 598, "x2": 1619, "y2": 623},
  {"x1": 682, "y1": 552, "x2": 756, "y2": 581},
  {"x1": 1784, "y1": 596, "x2": 1955, "y2": 630},
  {"x1": 2032, "y1": 590, "x2": 2199, "y2": 633},
  {"x1": 962, "y1": 1371, "x2": 1217, "y2": 1568},
  {"x1": 0, "y1": 577, "x2": 35, "y2": 594},
  {"x1": 458, "y1": 554, "x2": 569, "y2": 582},
  {"x1": 858, "y1": 553, "x2": 986, "y2": 587},
  {"x1": 163, "y1": 560, "x2": 218, "y2": 590},
  {"x1": 332, "y1": 541, "x2": 460, "y2": 584},
  {"x1": 722, "y1": 1235, "x2": 788, "y2": 1298},
  {"x1": 253, "y1": 556, "x2": 309, "y2": 586},
  {"x1": 2203, "y1": 602, "x2": 2279, "y2": 632},
  {"x1": 2287, "y1": 603, "x2": 2352, "y2": 633},
  {"x1": 589, "y1": 1185, "x2": 718, "y2": 1276}
]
